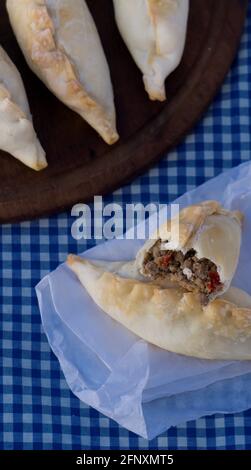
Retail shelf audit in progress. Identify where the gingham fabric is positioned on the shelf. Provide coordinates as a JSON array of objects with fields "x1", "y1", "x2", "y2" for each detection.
[{"x1": 0, "y1": 5, "x2": 251, "y2": 451}]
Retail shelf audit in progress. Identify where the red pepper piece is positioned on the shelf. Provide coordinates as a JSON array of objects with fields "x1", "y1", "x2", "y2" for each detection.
[
  {"x1": 160, "y1": 254, "x2": 172, "y2": 268},
  {"x1": 207, "y1": 271, "x2": 221, "y2": 293}
]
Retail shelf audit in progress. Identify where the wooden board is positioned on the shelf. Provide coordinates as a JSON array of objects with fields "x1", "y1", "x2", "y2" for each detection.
[{"x1": 0, "y1": 0, "x2": 248, "y2": 222}]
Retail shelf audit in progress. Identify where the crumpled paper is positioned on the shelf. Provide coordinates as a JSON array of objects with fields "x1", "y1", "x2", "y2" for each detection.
[{"x1": 36, "y1": 161, "x2": 251, "y2": 440}]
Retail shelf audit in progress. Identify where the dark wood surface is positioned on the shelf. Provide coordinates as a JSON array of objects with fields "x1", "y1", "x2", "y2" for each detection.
[{"x1": 0, "y1": 0, "x2": 248, "y2": 222}]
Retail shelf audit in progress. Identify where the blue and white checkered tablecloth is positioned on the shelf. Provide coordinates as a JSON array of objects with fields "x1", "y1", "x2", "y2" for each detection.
[{"x1": 0, "y1": 4, "x2": 251, "y2": 451}]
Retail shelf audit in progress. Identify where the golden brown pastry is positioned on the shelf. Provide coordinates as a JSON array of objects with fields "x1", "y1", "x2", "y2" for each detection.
[
  {"x1": 67, "y1": 255, "x2": 251, "y2": 360},
  {"x1": 7, "y1": 0, "x2": 119, "y2": 145},
  {"x1": 0, "y1": 45, "x2": 46, "y2": 170}
]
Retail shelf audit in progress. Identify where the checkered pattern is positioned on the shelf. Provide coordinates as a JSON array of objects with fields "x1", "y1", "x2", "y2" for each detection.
[{"x1": 0, "y1": 5, "x2": 251, "y2": 451}]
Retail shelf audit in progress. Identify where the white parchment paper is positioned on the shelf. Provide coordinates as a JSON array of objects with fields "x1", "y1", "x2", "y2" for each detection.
[{"x1": 36, "y1": 161, "x2": 251, "y2": 440}]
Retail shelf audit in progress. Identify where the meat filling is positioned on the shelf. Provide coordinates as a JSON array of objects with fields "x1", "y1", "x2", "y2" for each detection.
[{"x1": 143, "y1": 241, "x2": 222, "y2": 304}]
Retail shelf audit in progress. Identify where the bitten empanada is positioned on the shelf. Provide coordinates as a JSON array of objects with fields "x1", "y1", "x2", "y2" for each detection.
[
  {"x1": 0, "y1": 45, "x2": 47, "y2": 170},
  {"x1": 113, "y1": 0, "x2": 189, "y2": 101},
  {"x1": 67, "y1": 255, "x2": 251, "y2": 360},
  {"x1": 7, "y1": 0, "x2": 119, "y2": 145},
  {"x1": 137, "y1": 201, "x2": 243, "y2": 304}
]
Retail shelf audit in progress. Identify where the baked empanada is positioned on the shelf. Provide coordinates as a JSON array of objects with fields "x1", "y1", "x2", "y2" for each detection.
[
  {"x1": 67, "y1": 255, "x2": 251, "y2": 360},
  {"x1": 7, "y1": 0, "x2": 119, "y2": 145},
  {"x1": 137, "y1": 201, "x2": 243, "y2": 304},
  {"x1": 0, "y1": 45, "x2": 47, "y2": 170},
  {"x1": 113, "y1": 0, "x2": 189, "y2": 101}
]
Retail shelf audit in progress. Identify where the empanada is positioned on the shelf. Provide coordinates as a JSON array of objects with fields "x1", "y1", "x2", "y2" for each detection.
[
  {"x1": 67, "y1": 255, "x2": 251, "y2": 360},
  {"x1": 137, "y1": 201, "x2": 243, "y2": 304},
  {"x1": 0, "y1": 45, "x2": 47, "y2": 170},
  {"x1": 113, "y1": 0, "x2": 189, "y2": 101},
  {"x1": 7, "y1": 0, "x2": 119, "y2": 145}
]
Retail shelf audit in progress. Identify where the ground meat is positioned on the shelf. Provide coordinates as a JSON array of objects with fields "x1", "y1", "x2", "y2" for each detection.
[{"x1": 143, "y1": 241, "x2": 222, "y2": 304}]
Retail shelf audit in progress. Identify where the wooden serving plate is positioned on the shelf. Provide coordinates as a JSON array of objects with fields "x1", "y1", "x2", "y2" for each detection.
[{"x1": 0, "y1": 0, "x2": 248, "y2": 222}]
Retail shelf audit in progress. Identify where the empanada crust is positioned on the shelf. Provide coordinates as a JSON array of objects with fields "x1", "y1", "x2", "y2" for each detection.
[
  {"x1": 67, "y1": 255, "x2": 251, "y2": 360},
  {"x1": 0, "y1": 45, "x2": 47, "y2": 170},
  {"x1": 113, "y1": 0, "x2": 189, "y2": 101},
  {"x1": 7, "y1": 0, "x2": 119, "y2": 145}
]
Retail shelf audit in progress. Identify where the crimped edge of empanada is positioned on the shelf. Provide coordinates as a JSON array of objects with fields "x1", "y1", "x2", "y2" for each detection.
[
  {"x1": 144, "y1": 0, "x2": 189, "y2": 101},
  {"x1": 7, "y1": 0, "x2": 119, "y2": 145},
  {"x1": 0, "y1": 50, "x2": 47, "y2": 171},
  {"x1": 158, "y1": 200, "x2": 243, "y2": 250}
]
